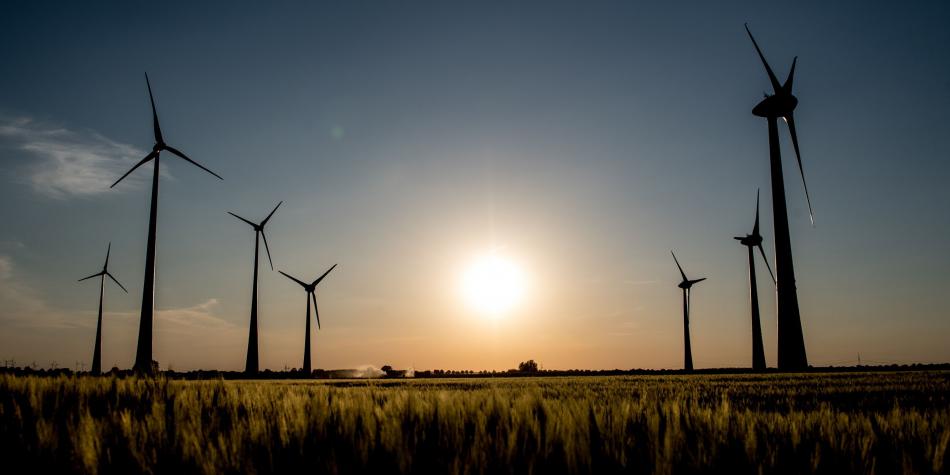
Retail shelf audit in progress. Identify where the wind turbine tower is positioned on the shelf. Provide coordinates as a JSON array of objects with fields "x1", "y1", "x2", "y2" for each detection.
[
  {"x1": 745, "y1": 24, "x2": 814, "y2": 370},
  {"x1": 671, "y1": 252, "x2": 706, "y2": 372},
  {"x1": 111, "y1": 73, "x2": 222, "y2": 374},
  {"x1": 279, "y1": 264, "x2": 337, "y2": 375},
  {"x1": 735, "y1": 190, "x2": 776, "y2": 371},
  {"x1": 77, "y1": 243, "x2": 128, "y2": 375},
  {"x1": 229, "y1": 201, "x2": 282, "y2": 374}
]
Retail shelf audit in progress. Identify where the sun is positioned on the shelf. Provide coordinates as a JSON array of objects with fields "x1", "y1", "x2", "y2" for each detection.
[{"x1": 460, "y1": 253, "x2": 526, "y2": 316}]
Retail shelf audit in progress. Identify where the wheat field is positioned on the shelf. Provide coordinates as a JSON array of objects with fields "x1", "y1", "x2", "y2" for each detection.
[{"x1": 1, "y1": 372, "x2": 948, "y2": 474}]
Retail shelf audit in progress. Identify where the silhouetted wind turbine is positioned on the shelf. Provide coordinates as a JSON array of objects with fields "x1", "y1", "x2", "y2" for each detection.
[
  {"x1": 671, "y1": 251, "x2": 705, "y2": 372},
  {"x1": 734, "y1": 190, "x2": 775, "y2": 371},
  {"x1": 78, "y1": 243, "x2": 127, "y2": 376},
  {"x1": 111, "y1": 73, "x2": 222, "y2": 374},
  {"x1": 229, "y1": 201, "x2": 282, "y2": 375},
  {"x1": 279, "y1": 264, "x2": 337, "y2": 375},
  {"x1": 745, "y1": 24, "x2": 812, "y2": 370}
]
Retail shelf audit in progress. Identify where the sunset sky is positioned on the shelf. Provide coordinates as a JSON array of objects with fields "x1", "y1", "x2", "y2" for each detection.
[{"x1": 1, "y1": 1, "x2": 948, "y2": 371}]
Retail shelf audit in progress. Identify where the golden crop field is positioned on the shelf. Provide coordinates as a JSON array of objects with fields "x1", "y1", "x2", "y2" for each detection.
[{"x1": 1, "y1": 372, "x2": 948, "y2": 474}]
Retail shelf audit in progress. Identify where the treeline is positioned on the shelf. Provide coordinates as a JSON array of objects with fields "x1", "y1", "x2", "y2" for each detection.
[{"x1": 1, "y1": 363, "x2": 948, "y2": 380}]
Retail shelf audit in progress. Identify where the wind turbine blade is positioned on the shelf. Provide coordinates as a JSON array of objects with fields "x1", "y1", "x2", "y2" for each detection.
[
  {"x1": 278, "y1": 270, "x2": 308, "y2": 288},
  {"x1": 164, "y1": 146, "x2": 223, "y2": 180},
  {"x1": 106, "y1": 272, "x2": 129, "y2": 293},
  {"x1": 757, "y1": 244, "x2": 776, "y2": 284},
  {"x1": 671, "y1": 251, "x2": 687, "y2": 281},
  {"x1": 110, "y1": 151, "x2": 157, "y2": 188},
  {"x1": 261, "y1": 201, "x2": 283, "y2": 226},
  {"x1": 227, "y1": 212, "x2": 257, "y2": 228},
  {"x1": 783, "y1": 57, "x2": 797, "y2": 92},
  {"x1": 260, "y1": 230, "x2": 274, "y2": 271},
  {"x1": 78, "y1": 271, "x2": 103, "y2": 282},
  {"x1": 784, "y1": 113, "x2": 815, "y2": 225},
  {"x1": 691, "y1": 278, "x2": 707, "y2": 285},
  {"x1": 145, "y1": 72, "x2": 163, "y2": 144},
  {"x1": 312, "y1": 292, "x2": 321, "y2": 330},
  {"x1": 753, "y1": 188, "x2": 761, "y2": 236},
  {"x1": 744, "y1": 23, "x2": 782, "y2": 93},
  {"x1": 313, "y1": 264, "x2": 337, "y2": 286},
  {"x1": 105, "y1": 242, "x2": 112, "y2": 269}
]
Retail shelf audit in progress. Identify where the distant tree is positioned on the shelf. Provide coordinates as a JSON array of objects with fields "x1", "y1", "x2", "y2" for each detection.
[
  {"x1": 381, "y1": 365, "x2": 393, "y2": 372},
  {"x1": 518, "y1": 360, "x2": 539, "y2": 373}
]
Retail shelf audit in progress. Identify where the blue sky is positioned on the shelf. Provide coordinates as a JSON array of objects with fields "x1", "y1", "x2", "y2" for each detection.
[{"x1": 1, "y1": 1, "x2": 948, "y2": 371}]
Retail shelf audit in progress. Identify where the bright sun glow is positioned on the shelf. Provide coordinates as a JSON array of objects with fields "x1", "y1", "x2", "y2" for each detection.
[{"x1": 461, "y1": 254, "x2": 526, "y2": 316}]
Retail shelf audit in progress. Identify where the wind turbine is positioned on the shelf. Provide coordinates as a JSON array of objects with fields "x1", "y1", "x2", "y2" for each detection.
[
  {"x1": 78, "y1": 243, "x2": 127, "y2": 376},
  {"x1": 745, "y1": 24, "x2": 812, "y2": 370},
  {"x1": 734, "y1": 190, "x2": 776, "y2": 371},
  {"x1": 111, "y1": 73, "x2": 222, "y2": 374},
  {"x1": 229, "y1": 201, "x2": 282, "y2": 374},
  {"x1": 279, "y1": 264, "x2": 337, "y2": 375},
  {"x1": 671, "y1": 251, "x2": 705, "y2": 372}
]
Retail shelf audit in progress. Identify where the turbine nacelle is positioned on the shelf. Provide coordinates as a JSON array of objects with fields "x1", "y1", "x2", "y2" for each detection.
[
  {"x1": 279, "y1": 264, "x2": 337, "y2": 330},
  {"x1": 752, "y1": 93, "x2": 797, "y2": 118},
  {"x1": 735, "y1": 233, "x2": 763, "y2": 247},
  {"x1": 230, "y1": 201, "x2": 282, "y2": 270},
  {"x1": 78, "y1": 242, "x2": 128, "y2": 293},
  {"x1": 110, "y1": 73, "x2": 222, "y2": 189},
  {"x1": 279, "y1": 265, "x2": 338, "y2": 294},
  {"x1": 678, "y1": 278, "x2": 706, "y2": 290},
  {"x1": 745, "y1": 23, "x2": 814, "y2": 225},
  {"x1": 671, "y1": 251, "x2": 705, "y2": 290},
  {"x1": 737, "y1": 189, "x2": 776, "y2": 283}
]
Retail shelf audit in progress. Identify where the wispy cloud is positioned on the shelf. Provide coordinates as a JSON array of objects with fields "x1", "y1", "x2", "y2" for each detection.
[
  {"x1": 0, "y1": 254, "x2": 77, "y2": 329},
  {"x1": 155, "y1": 298, "x2": 235, "y2": 333},
  {"x1": 0, "y1": 116, "x2": 148, "y2": 197},
  {"x1": 608, "y1": 320, "x2": 642, "y2": 337},
  {"x1": 0, "y1": 255, "x2": 231, "y2": 334},
  {"x1": 0, "y1": 240, "x2": 26, "y2": 250},
  {"x1": 0, "y1": 257, "x2": 239, "y2": 370},
  {"x1": 0, "y1": 256, "x2": 15, "y2": 282},
  {"x1": 624, "y1": 279, "x2": 659, "y2": 285},
  {"x1": 151, "y1": 298, "x2": 243, "y2": 370}
]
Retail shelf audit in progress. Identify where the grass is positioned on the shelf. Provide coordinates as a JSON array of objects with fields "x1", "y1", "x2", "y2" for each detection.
[{"x1": 1, "y1": 372, "x2": 948, "y2": 474}]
